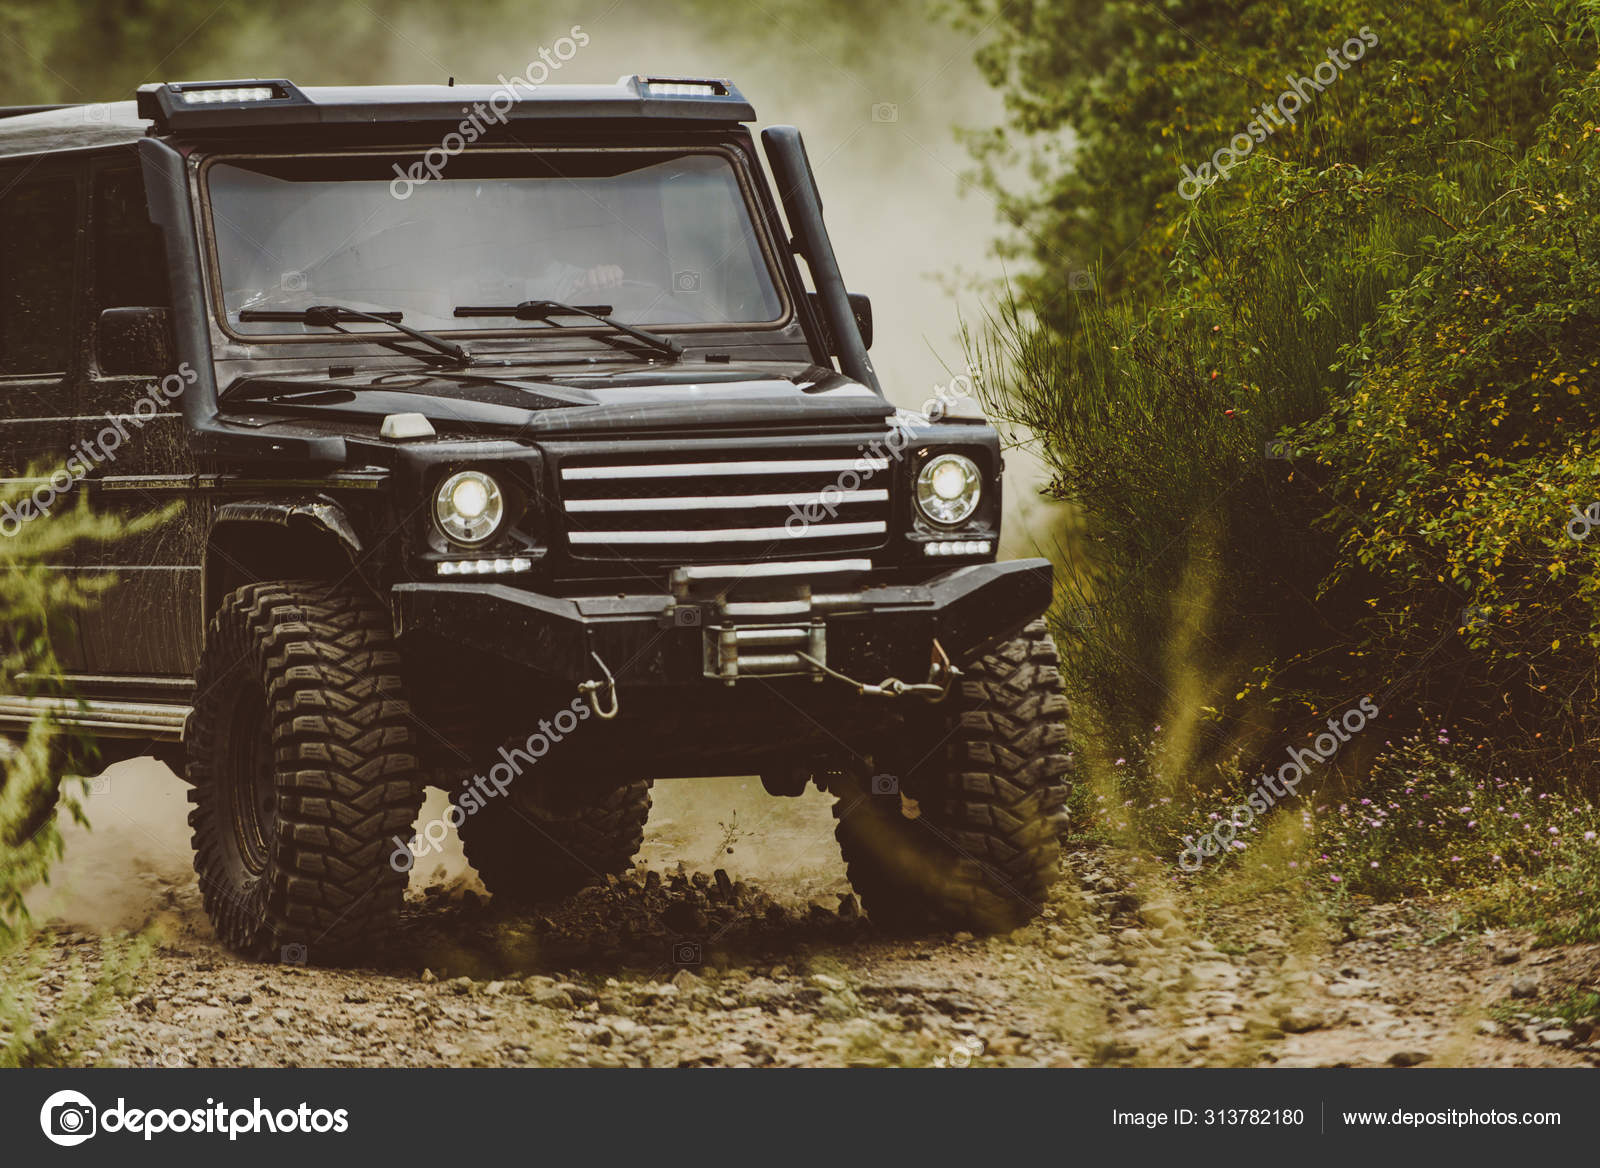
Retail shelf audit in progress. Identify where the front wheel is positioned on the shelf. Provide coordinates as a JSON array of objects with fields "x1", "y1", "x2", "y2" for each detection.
[
  {"x1": 832, "y1": 619, "x2": 1072, "y2": 932},
  {"x1": 186, "y1": 581, "x2": 424, "y2": 962}
]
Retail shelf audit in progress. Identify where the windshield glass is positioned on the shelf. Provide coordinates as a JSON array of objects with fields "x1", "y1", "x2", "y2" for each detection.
[{"x1": 205, "y1": 150, "x2": 786, "y2": 337}]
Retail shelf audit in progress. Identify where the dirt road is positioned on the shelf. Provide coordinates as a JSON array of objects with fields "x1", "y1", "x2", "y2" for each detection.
[{"x1": 18, "y1": 760, "x2": 1600, "y2": 1068}]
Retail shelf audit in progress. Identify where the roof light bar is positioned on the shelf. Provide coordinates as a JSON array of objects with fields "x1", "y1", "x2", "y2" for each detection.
[
  {"x1": 177, "y1": 86, "x2": 278, "y2": 104},
  {"x1": 136, "y1": 79, "x2": 309, "y2": 127},
  {"x1": 639, "y1": 77, "x2": 731, "y2": 98},
  {"x1": 134, "y1": 76, "x2": 753, "y2": 134}
]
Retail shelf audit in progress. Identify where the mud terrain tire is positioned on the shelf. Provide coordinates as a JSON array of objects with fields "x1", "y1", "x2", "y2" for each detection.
[
  {"x1": 187, "y1": 581, "x2": 423, "y2": 962},
  {"x1": 832, "y1": 619, "x2": 1071, "y2": 932}
]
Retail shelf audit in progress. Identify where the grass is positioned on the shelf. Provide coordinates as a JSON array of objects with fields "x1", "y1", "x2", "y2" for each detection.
[
  {"x1": 0, "y1": 928, "x2": 151, "y2": 1067},
  {"x1": 1490, "y1": 988, "x2": 1600, "y2": 1029},
  {"x1": 1070, "y1": 717, "x2": 1600, "y2": 946}
]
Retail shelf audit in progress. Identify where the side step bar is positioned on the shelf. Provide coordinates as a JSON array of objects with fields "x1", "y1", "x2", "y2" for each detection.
[{"x1": 0, "y1": 695, "x2": 190, "y2": 740}]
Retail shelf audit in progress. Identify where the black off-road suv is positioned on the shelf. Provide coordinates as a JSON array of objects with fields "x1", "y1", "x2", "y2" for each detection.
[{"x1": 0, "y1": 76, "x2": 1070, "y2": 960}]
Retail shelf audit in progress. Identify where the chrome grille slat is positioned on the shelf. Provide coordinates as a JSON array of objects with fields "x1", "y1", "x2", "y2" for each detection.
[
  {"x1": 562, "y1": 458, "x2": 889, "y2": 480},
  {"x1": 558, "y1": 448, "x2": 894, "y2": 563},
  {"x1": 568, "y1": 521, "x2": 885, "y2": 545},
  {"x1": 564, "y1": 488, "x2": 888, "y2": 513}
]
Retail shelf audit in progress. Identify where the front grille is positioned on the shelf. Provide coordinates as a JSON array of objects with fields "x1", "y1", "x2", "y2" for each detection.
[{"x1": 558, "y1": 448, "x2": 893, "y2": 563}]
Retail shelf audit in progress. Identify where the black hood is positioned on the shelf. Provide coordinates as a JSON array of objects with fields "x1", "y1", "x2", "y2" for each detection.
[{"x1": 221, "y1": 363, "x2": 895, "y2": 438}]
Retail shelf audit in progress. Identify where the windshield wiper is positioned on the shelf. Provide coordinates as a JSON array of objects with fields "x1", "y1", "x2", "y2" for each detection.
[
  {"x1": 239, "y1": 304, "x2": 473, "y2": 366},
  {"x1": 452, "y1": 300, "x2": 683, "y2": 360}
]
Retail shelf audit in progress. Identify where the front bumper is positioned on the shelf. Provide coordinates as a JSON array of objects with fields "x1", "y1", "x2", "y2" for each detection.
[{"x1": 392, "y1": 558, "x2": 1052, "y2": 689}]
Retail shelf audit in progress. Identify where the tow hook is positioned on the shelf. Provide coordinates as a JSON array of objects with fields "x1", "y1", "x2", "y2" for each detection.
[
  {"x1": 577, "y1": 650, "x2": 620, "y2": 719},
  {"x1": 796, "y1": 639, "x2": 960, "y2": 702}
]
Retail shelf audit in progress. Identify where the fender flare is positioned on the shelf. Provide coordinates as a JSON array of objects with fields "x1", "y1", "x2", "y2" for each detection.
[{"x1": 205, "y1": 498, "x2": 366, "y2": 614}]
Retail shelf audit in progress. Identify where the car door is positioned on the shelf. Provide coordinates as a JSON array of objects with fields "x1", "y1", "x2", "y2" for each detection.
[
  {"x1": 0, "y1": 158, "x2": 89, "y2": 673},
  {"x1": 72, "y1": 158, "x2": 205, "y2": 680}
]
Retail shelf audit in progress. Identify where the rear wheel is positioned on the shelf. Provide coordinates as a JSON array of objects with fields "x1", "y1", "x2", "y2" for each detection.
[
  {"x1": 456, "y1": 752, "x2": 652, "y2": 904},
  {"x1": 832, "y1": 619, "x2": 1072, "y2": 932},
  {"x1": 186, "y1": 581, "x2": 424, "y2": 962}
]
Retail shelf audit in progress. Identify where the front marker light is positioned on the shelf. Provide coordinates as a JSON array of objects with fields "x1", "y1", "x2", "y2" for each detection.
[
  {"x1": 435, "y1": 470, "x2": 504, "y2": 545},
  {"x1": 438, "y1": 556, "x2": 532, "y2": 577},
  {"x1": 915, "y1": 453, "x2": 982, "y2": 526},
  {"x1": 924, "y1": 539, "x2": 992, "y2": 557}
]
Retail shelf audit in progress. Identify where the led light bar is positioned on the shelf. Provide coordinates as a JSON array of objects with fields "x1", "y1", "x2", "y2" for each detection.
[
  {"x1": 923, "y1": 539, "x2": 993, "y2": 557},
  {"x1": 639, "y1": 77, "x2": 731, "y2": 98},
  {"x1": 437, "y1": 557, "x2": 533, "y2": 577},
  {"x1": 178, "y1": 86, "x2": 277, "y2": 104},
  {"x1": 136, "y1": 79, "x2": 311, "y2": 129}
]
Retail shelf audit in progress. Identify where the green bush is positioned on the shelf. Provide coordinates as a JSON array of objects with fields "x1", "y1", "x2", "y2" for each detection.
[
  {"x1": 969, "y1": 169, "x2": 1432, "y2": 756},
  {"x1": 0, "y1": 477, "x2": 165, "y2": 1065},
  {"x1": 1296, "y1": 70, "x2": 1600, "y2": 765},
  {"x1": 969, "y1": 0, "x2": 1600, "y2": 782}
]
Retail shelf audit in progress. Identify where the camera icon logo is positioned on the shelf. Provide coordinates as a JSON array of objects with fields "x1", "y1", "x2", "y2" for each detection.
[
  {"x1": 280, "y1": 270, "x2": 307, "y2": 293},
  {"x1": 1063, "y1": 603, "x2": 1098, "y2": 631},
  {"x1": 1067, "y1": 269, "x2": 1094, "y2": 293},
  {"x1": 83, "y1": 104, "x2": 111, "y2": 124},
  {"x1": 933, "y1": 1035, "x2": 985, "y2": 1068},
  {"x1": 870, "y1": 102, "x2": 898, "y2": 123},
  {"x1": 672, "y1": 940, "x2": 702, "y2": 966},
  {"x1": 673, "y1": 270, "x2": 701, "y2": 293},
  {"x1": 1264, "y1": 439, "x2": 1292, "y2": 460},
  {"x1": 1460, "y1": 605, "x2": 1490, "y2": 635},
  {"x1": 280, "y1": 942, "x2": 308, "y2": 965},
  {"x1": 40, "y1": 1089, "x2": 97, "y2": 1147},
  {"x1": 674, "y1": 606, "x2": 702, "y2": 628},
  {"x1": 870, "y1": 773, "x2": 899, "y2": 796}
]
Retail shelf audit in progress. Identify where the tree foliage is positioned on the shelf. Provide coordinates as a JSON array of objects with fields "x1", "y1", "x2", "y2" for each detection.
[{"x1": 966, "y1": 0, "x2": 1600, "y2": 774}]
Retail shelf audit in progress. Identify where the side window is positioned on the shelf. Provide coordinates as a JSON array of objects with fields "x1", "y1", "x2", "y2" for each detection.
[
  {"x1": 94, "y1": 168, "x2": 170, "y2": 311},
  {"x1": 0, "y1": 172, "x2": 78, "y2": 375}
]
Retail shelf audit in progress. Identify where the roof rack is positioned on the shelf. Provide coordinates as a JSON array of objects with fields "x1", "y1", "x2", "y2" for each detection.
[{"x1": 134, "y1": 76, "x2": 754, "y2": 134}]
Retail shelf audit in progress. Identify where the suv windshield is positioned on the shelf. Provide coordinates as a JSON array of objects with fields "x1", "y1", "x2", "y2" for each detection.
[{"x1": 204, "y1": 150, "x2": 786, "y2": 338}]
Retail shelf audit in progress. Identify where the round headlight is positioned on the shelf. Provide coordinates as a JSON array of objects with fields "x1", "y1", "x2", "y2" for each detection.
[
  {"x1": 915, "y1": 453, "x2": 982, "y2": 526},
  {"x1": 435, "y1": 470, "x2": 504, "y2": 545}
]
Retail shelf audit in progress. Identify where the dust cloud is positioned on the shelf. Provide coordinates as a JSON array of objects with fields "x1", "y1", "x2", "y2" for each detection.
[
  {"x1": 27, "y1": 758, "x2": 194, "y2": 932},
  {"x1": 29, "y1": 762, "x2": 848, "y2": 931}
]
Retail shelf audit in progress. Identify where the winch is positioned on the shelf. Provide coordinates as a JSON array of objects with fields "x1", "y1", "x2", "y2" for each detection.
[{"x1": 667, "y1": 559, "x2": 957, "y2": 699}]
